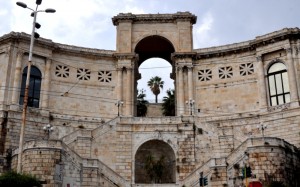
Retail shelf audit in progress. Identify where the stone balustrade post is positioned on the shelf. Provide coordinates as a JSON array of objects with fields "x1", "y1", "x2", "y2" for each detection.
[
  {"x1": 41, "y1": 58, "x2": 52, "y2": 109},
  {"x1": 256, "y1": 56, "x2": 268, "y2": 109},
  {"x1": 286, "y1": 48, "x2": 299, "y2": 104}
]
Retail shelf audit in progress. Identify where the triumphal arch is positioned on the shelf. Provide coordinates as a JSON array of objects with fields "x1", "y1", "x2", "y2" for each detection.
[
  {"x1": 113, "y1": 12, "x2": 197, "y2": 117},
  {"x1": 0, "y1": 12, "x2": 300, "y2": 187}
]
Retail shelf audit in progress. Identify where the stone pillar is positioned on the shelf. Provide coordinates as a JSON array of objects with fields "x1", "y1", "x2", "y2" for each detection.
[
  {"x1": 11, "y1": 52, "x2": 23, "y2": 104},
  {"x1": 293, "y1": 43, "x2": 300, "y2": 102},
  {"x1": 286, "y1": 48, "x2": 299, "y2": 104},
  {"x1": 126, "y1": 67, "x2": 133, "y2": 116},
  {"x1": 114, "y1": 53, "x2": 137, "y2": 117},
  {"x1": 41, "y1": 58, "x2": 52, "y2": 109},
  {"x1": 256, "y1": 56, "x2": 268, "y2": 109},
  {"x1": 117, "y1": 67, "x2": 123, "y2": 114},
  {"x1": 187, "y1": 66, "x2": 193, "y2": 101},
  {"x1": 177, "y1": 66, "x2": 184, "y2": 115}
]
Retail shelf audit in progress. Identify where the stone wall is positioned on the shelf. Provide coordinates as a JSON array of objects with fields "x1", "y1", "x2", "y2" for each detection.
[
  {"x1": 146, "y1": 103, "x2": 163, "y2": 117},
  {"x1": 11, "y1": 140, "x2": 130, "y2": 187}
]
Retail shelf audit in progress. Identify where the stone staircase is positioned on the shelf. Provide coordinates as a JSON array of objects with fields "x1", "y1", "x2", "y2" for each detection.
[{"x1": 60, "y1": 117, "x2": 130, "y2": 186}]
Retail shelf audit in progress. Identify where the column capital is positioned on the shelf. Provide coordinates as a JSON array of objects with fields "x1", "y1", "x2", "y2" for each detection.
[
  {"x1": 187, "y1": 66, "x2": 193, "y2": 70},
  {"x1": 176, "y1": 66, "x2": 184, "y2": 72},
  {"x1": 16, "y1": 50, "x2": 25, "y2": 57},
  {"x1": 285, "y1": 47, "x2": 292, "y2": 54},
  {"x1": 256, "y1": 55, "x2": 262, "y2": 62},
  {"x1": 171, "y1": 52, "x2": 196, "y2": 62}
]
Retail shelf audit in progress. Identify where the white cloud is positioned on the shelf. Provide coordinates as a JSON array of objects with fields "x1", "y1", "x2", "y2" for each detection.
[
  {"x1": 9, "y1": 0, "x2": 144, "y2": 48},
  {"x1": 193, "y1": 12, "x2": 219, "y2": 48}
]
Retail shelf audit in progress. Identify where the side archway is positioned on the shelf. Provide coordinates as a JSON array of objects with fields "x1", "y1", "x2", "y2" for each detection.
[{"x1": 134, "y1": 139, "x2": 176, "y2": 184}]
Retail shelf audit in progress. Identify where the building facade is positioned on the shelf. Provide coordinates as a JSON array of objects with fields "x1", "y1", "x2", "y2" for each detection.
[{"x1": 0, "y1": 12, "x2": 299, "y2": 187}]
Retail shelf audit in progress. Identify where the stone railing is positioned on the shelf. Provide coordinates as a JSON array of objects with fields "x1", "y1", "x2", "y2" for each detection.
[
  {"x1": 83, "y1": 159, "x2": 130, "y2": 187},
  {"x1": 226, "y1": 139, "x2": 249, "y2": 169},
  {"x1": 118, "y1": 116, "x2": 191, "y2": 125},
  {"x1": 92, "y1": 117, "x2": 119, "y2": 139},
  {"x1": 180, "y1": 159, "x2": 211, "y2": 187},
  {"x1": 182, "y1": 137, "x2": 298, "y2": 186},
  {"x1": 13, "y1": 140, "x2": 128, "y2": 187},
  {"x1": 62, "y1": 129, "x2": 92, "y2": 145},
  {"x1": 225, "y1": 137, "x2": 297, "y2": 170}
]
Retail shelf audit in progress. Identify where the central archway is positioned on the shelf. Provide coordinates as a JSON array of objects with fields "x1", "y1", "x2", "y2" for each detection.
[
  {"x1": 134, "y1": 140, "x2": 176, "y2": 184},
  {"x1": 135, "y1": 35, "x2": 175, "y2": 66},
  {"x1": 134, "y1": 35, "x2": 175, "y2": 116}
]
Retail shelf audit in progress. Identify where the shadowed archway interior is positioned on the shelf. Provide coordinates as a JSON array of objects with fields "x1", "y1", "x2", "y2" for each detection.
[
  {"x1": 134, "y1": 140, "x2": 176, "y2": 184},
  {"x1": 135, "y1": 35, "x2": 175, "y2": 67}
]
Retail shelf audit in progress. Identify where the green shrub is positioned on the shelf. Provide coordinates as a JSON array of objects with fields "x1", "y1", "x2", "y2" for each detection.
[
  {"x1": 0, "y1": 171, "x2": 41, "y2": 187},
  {"x1": 267, "y1": 181, "x2": 285, "y2": 187}
]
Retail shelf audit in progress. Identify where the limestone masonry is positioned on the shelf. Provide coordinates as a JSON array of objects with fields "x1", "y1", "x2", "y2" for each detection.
[{"x1": 0, "y1": 12, "x2": 299, "y2": 187}]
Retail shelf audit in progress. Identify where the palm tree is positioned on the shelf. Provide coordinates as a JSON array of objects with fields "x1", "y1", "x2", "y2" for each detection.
[
  {"x1": 137, "y1": 89, "x2": 149, "y2": 117},
  {"x1": 147, "y1": 76, "x2": 164, "y2": 103},
  {"x1": 162, "y1": 89, "x2": 175, "y2": 116}
]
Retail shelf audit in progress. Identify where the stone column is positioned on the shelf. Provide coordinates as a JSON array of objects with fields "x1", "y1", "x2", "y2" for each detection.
[
  {"x1": 126, "y1": 67, "x2": 133, "y2": 116},
  {"x1": 286, "y1": 48, "x2": 299, "y2": 104},
  {"x1": 294, "y1": 43, "x2": 300, "y2": 102},
  {"x1": 117, "y1": 67, "x2": 123, "y2": 102},
  {"x1": 187, "y1": 66, "x2": 194, "y2": 101},
  {"x1": 256, "y1": 56, "x2": 268, "y2": 109},
  {"x1": 11, "y1": 52, "x2": 23, "y2": 104},
  {"x1": 41, "y1": 58, "x2": 52, "y2": 109},
  {"x1": 177, "y1": 66, "x2": 184, "y2": 115}
]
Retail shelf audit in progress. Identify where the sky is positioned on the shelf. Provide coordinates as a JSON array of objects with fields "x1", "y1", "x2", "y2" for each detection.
[{"x1": 1, "y1": 0, "x2": 300, "y2": 102}]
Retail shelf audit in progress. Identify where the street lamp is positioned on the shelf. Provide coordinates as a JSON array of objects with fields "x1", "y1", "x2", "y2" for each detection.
[
  {"x1": 43, "y1": 124, "x2": 54, "y2": 139},
  {"x1": 115, "y1": 100, "x2": 124, "y2": 116},
  {"x1": 186, "y1": 98, "x2": 195, "y2": 115},
  {"x1": 257, "y1": 123, "x2": 267, "y2": 138},
  {"x1": 16, "y1": 0, "x2": 55, "y2": 173}
]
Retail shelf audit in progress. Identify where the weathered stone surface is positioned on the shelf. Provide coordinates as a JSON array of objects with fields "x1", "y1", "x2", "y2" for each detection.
[{"x1": 0, "y1": 12, "x2": 300, "y2": 187}]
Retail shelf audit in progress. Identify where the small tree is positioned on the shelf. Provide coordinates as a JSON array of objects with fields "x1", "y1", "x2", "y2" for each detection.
[
  {"x1": 147, "y1": 76, "x2": 164, "y2": 103},
  {"x1": 144, "y1": 154, "x2": 166, "y2": 183},
  {"x1": 0, "y1": 171, "x2": 42, "y2": 187},
  {"x1": 162, "y1": 89, "x2": 175, "y2": 116},
  {"x1": 137, "y1": 89, "x2": 149, "y2": 117}
]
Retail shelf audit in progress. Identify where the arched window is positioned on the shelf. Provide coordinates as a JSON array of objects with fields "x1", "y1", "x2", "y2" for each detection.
[
  {"x1": 267, "y1": 62, "x2": 290, "y2": 106},
  {"x1": 19, "y1": 66, "x2": 42, "y2": 108}
]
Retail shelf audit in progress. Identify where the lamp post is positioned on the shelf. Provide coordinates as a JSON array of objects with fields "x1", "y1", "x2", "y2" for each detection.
[
  {"x1": 186, "y1": 98, "x2": 195, "y2": 115},
  {"x1": 257, "y1": 123, "x2": 267, "y2": 138},
  {"x1": 115, "y1": 100, "x2": 123, "y2": 116},
  {"x1": 16, "y1": 0, "x2": 55, "y2": 173},
  {"x1": 43, "y1": 124, "x2": 54, "y2": 139}
]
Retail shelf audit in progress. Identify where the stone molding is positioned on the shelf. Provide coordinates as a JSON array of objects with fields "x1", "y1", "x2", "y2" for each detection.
[
  {"x1": 194, "y1": 27, "x2": 300, "y2": 59},
  {"x1": 112, "y1": 12, "x2": 197, "y2": 26}
]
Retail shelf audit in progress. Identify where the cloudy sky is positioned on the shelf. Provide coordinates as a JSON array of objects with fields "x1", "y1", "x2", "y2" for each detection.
[{"x1": 1, "y1": 0, "x2": 299, "y2": 101}]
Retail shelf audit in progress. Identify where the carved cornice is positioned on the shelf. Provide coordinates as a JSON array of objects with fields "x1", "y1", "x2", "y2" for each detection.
[
  {"x1": 194, "y1": 27, "x2": 300, "y2": 59},
  {"x1": 171, "y1": 52, "x2": 196, "y2": 61},
  {"x1": 112, "y1": 12, "x2": 197, "y2": 26},
  {"x1": 256, "y1": 56, "x2": 262, "y2": 62},
  {"x1": 285, "y1": 47, "x2": 292, "y2": 54},
  {"x1": 114, "y1": 53, "x2": 138, "y2": 61},
  {"x1": 0, "y1": 32, "x2": 115, "y2": 59},
  {"x1": 54, "y1": 43, "x2": 115, "y2": 59}
]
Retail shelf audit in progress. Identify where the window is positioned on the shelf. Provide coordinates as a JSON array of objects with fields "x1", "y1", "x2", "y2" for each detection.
[
  {"x1": 198, "y1": 69, "x2": 212, "y2": 81},
  {"x1": 19, "y1": 66, "x2": 42, "y2": 108},
  {"x1": 55, "y1": 64, "x2": 70, "y2": 78},
  {"x1": 239, "y1": 63, "x2": 254, "y2": 76},
  {"x1": 77, "y1": 68, "x2": 91, "y2": 80},
  {"x1": 267, "y1": 62, "x2": 290, "y2": 106},
  {"x1": 218, "y1": 66, "x2": 233, "y2": 79},
  {"x1": 98, "y1": 71, "x2": 112, "y2": 83}
]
